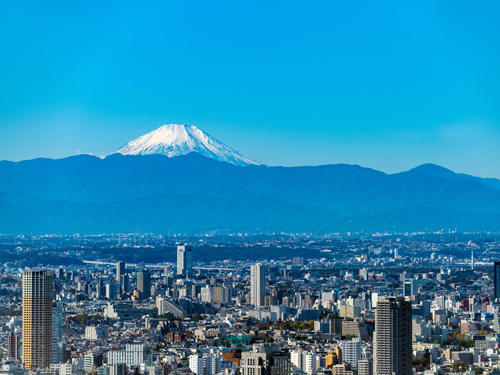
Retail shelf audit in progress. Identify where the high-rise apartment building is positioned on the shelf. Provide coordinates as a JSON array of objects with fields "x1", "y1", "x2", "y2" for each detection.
[
  {"x1": 22, "y1": 269, "x2": 53, "y2": 369},
  {"x1": 358, "y1": 359, "x2": 373, "y2": 375},
  {"x1": 52, "y1": 303, "x2": 64, "y2": 364},
  {"x1": 7, "y1": 332, "x2": 21, "y2": 360},
  {"x1": 341, "y1": 338, "x2": 361, "y2": 370},
  {"x1": 290, "y1": 350, "x2": 316, "y2": 375},
  {"x1": 251, "y1": 263, "x2": 265, "y2": 306},
  {"x1": 189, "y1": 353, "x2": 222, "y2": 375},
  {"x1": 137, "y1": 270, "x2": 151, "y2": 299},
  {"x1": 177, "y1": 244, "x2": 193, "y2": 276},
  {"x1": 495, "y1": 261, "x2": 500, "y2": 301},
  {"x1": 374, "y1": 296, "x2": 412, "y2": 375}
]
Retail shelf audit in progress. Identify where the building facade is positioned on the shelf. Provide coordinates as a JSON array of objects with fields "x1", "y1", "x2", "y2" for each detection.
[
  {"x1": 177, "y1": 244, "x2": 193, "y2": 276},
  {"x1": 495, "y1": 261, "x2": 500, "y2": 301},
  {"x1": 241, "y1": 344, "x2": 290, "y2": 375},
  {"x1": 374, "y1": 297, "x2": 412, "y2": 375},
  {"x1": 22, "y1": 269, "x2": 53, "y2": 369},
  {"x1": 137, "y1": 270, "x2": 151, "y2": 299},
  {"x1": 250, "y1": 264, "x2": 265, "y2": 306}
]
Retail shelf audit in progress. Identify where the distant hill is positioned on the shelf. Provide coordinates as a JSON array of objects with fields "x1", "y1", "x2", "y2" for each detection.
[{"x1": 0, "y1": 153, "x2": 499, "y2": 234}]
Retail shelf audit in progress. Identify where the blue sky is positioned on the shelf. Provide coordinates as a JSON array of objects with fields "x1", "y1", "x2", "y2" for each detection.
[{"x1": 0, "y1": 1, "x2": 499, "y2": 178}]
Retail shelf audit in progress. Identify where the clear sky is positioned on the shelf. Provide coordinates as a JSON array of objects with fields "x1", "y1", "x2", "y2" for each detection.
[{"x1": 0, "y1": 1, "x2": 499, "y2": 178}]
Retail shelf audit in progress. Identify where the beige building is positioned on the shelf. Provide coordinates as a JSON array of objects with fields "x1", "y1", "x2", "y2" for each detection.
[
  {"x1": 22, "y1": 270, "x2": 53, "y2": 369},
  {"x1": 330, "y1": 364, "x2": 354, "y2": 375},
  {"x1": 342, "y1": 320, "x2": 369, "y2": 338}
]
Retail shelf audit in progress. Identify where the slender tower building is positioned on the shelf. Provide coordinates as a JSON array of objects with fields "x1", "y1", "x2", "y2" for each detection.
[
  {"x1": 116, "y1": 261, "x2": 126, "y2": 282},
  {"x1": 137, "y1": 269, "x2": 151, "y2": 299},
  {"x1": 177, "y1": 244, "x2": 193, "y2": 277},
  {"x1": 374, "y1": 296, "x2": 412, "y2": 375},
  {"x1": 116, "y1": 261, "x2": 126, "y2": 293},
  {"x1": 250, "y1": 264, "x2": 266, "y2": 306},
  {"x1": 495, "y1": 261, "x2": 500, "y2": 302},
  {"x1": 22, "y1": 269, "x2": 53, "y2": 369}
]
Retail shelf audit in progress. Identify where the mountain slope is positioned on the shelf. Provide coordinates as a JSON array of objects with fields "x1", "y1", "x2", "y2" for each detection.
[
  {"x1": 1, "y1": 154, "x2": 499, "y2": 233},
  {"x1": 410, "y1": 163, "x2": 500, "y2": 192},
  {"x1": 114, "y1": 124, "x2": 261, "y2": 166},
  {"x1": 0, "y1": 192, "x2": 341, "y2": 234}
]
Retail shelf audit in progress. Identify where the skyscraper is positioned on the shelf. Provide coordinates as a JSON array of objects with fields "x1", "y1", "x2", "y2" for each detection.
[
  {"x1": 116, "y1": 261, "x2": 126, "y2": 282},
  {"x1": 495, "y1": 261, "x2": 500, "y2": 301},
  {"x1": 52, "y1": 303, "x2": 64, "y2": 364},
  {"x1": 120, "y1": 274, "x2": 131, "y2": 293},
  {"x1": 22, "y1": 269, "x2": 53, "y2": 369},
  {"x1": 251, "y1": 263, "x2": 265, "y2": 306},
  {"x1": 137, "y1": 270, "x2": 151, "y2": 299},
  {"x1": 177, "y1": 244, "x2": 192, "y2": 277},
  {"x1": 374, "y1": 296, "x2": 412, "y2": 375}
]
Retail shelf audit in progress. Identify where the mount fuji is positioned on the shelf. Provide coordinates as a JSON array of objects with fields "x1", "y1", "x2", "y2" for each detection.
[{"x1": 113, "y1": 124, "x2": 262, "y2": 167}]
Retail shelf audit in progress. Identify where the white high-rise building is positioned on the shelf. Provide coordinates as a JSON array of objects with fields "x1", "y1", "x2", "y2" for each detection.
[
  {"x1": 201, "y1": 286, "x2": 213, "y2": 303},
  {"x1": 291, "y1": 350, "x2": 316, "y2": 375},
  {"x1": 177, "y1": 244, "x2": 193, "y2": 276},
  {"x1": 108, "y1": 344, "x2": 146, "y2": 367},
  {"x1": 251, "y1": 264, "x2": 265, "y2": 306},
  {"x1": 189, "y1": 353, "x2": 221, "y2": 375},
  {"x1": 341, "y1": 338, "x2": 361, "y2": 369}
]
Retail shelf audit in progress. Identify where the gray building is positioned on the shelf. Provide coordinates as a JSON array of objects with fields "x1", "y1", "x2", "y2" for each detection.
[
  {"x1": 137, "y1": 270, "x2": 151, "y2": 299},
  {"x1": 116, "y1": 261, "x2": 126, "y2": 282},
  {"x1": 374, "y1": 297, "x2": 412, "y2": 375},
  {"x1": 496, "y1": 261, "x2": 500, "y2": 302}
]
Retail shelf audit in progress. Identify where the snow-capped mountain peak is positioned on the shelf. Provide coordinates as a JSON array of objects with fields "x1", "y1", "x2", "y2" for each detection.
[{"x1": 113, "y1": 124, "x2": 262, "y2": 166}]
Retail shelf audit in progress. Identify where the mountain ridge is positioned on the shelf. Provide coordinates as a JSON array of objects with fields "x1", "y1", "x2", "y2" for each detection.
[{"x1": 0, "y1": 153, "x2": 499, "y2": 233}]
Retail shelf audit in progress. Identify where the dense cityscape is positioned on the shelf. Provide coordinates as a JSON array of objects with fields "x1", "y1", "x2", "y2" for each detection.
[
  {"x1": 0, "y1": 232, "x2": 499, "y2": 375},
  {"x1": 1, "y1": 1, "x2": 498, "y2": 375}
]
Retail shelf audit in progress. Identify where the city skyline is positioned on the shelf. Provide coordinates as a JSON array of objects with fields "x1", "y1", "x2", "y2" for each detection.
[{"x1": 3, "y1": 2, "x2": 500, "y2": 375}]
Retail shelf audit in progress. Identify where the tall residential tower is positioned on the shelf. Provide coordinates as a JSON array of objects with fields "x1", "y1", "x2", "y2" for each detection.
[
  {"x1": 374, "y1": 297, "x2": 412, "y2": 375},
  {"x1": 177, "y1": 244, "x2": 192, "y2": 277},
  {"x1": 22, "y1": 269, "x2": 53, "y2": 369},
  {"x1": 495, "y1": 261, "x2": 500, "y2": 302},
  {"x1": 251, "y1": 263, "x2": 266, "y2": 306}
]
